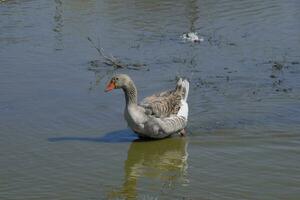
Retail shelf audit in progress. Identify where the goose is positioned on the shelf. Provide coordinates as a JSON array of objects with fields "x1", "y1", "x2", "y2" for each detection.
[{"x1": 105, "y1": 74, "x2": 189, "y2": 139}]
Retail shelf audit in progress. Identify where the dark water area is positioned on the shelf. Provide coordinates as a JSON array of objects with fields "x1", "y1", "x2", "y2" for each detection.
[{"x1": 1, "y1": 0, "x2": 300, "y2": 199}]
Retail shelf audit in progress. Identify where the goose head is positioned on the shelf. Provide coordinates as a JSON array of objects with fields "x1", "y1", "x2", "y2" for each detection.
[{"x1": 105, "y1": 74, "x2": 133, "y2": 92}]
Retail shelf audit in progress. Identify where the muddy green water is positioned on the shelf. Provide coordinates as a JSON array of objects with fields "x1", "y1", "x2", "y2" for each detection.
[{"x1": 1, "y1": 0, "x2": 300, "y2": 199}]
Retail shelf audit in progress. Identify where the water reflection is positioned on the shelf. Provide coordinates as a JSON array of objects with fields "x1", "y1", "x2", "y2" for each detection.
[
  {"x1": 53, "y1": 0, "x2": 64, "y2": 50},
  {"x1": 186, "y1": 0, "x2": 199, "y2": 32},
  {"x1": 108, "y1": 138, "x2": 189, "y2": 199}
]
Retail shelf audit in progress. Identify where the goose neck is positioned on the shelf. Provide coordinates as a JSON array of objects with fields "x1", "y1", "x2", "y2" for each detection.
[{"x1": 123, "y1": 81, "x2": 138, "y2": 106}]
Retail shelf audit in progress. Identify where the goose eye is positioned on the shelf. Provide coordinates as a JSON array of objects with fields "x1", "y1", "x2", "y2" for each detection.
[{"x1": 115, "y1": 77, "x2": 119, "y2": 81}]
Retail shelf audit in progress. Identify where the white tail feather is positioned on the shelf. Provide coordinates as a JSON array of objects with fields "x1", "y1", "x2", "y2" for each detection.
[
  {"x1": 177, "y1": 100, "x2": 188, "y2": 119},
  {"x1": 177, "y1": 79, "x2": 189, "y2": 119},
  {"x1": 182, "y1": 79, "x2": 189, "y2": 101}
]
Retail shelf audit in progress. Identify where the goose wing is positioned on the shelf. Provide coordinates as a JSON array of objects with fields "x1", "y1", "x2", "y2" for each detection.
[
  {"x1": 140, "y1": 90, "x2": 182, "y2": 118},
  {"x1": 137, "y1": 79, "x2": 190, "y2": 138},
  {"x1": 140, "y1": 78, "x2": 188, "y2": 118}
]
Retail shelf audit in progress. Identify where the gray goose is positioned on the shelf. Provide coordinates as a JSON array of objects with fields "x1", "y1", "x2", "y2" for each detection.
[{"x1": 105, "y1": 74, "x2": 189, "y2": 139}]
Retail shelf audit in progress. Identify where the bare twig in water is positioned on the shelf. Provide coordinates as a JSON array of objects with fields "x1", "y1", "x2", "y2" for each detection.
[
  {"x1": 87, "y1": 37, "x2": 125, "y2": 68},
  {"x1": 87, "y1": 36, "x2": 148, "y2": 72}
]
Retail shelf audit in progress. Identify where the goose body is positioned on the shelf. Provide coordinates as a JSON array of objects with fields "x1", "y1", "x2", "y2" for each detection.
[{"x1": 105, "y1": 74, "x2": 189, "y2": 139}]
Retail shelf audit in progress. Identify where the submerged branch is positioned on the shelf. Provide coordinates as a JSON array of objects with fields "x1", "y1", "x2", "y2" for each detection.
[{"x1": 87, "y1": 37, "x2": 125, "y2": 68}]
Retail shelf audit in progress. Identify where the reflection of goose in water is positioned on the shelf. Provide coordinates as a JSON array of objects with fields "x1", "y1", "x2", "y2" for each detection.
[{"x1": 108, "y1": 138, "x2": 189, "y2": 199}]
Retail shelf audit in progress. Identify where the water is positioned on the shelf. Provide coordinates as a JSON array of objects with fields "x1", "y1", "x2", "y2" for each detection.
[{"x1": 0, "y1": 0, "x2": 300, "y2": 199}]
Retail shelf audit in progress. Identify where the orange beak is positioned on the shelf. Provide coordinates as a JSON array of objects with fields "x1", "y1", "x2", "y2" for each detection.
[{"x1": 105, "y1": 81, "x2": 116, "y2": 92}]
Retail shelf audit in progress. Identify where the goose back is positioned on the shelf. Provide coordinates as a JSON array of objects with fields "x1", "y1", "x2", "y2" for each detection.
[{"x1": 140, "y1": 78, "x2": 187, "y2": 118}]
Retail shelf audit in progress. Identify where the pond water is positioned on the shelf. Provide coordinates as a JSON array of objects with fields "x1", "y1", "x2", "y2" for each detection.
[{"x1": 0, "y1": 0, "x2": 300, "y2": 199}]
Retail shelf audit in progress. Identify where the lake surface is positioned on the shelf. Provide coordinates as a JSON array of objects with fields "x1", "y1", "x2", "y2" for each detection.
[{"x1": 1, "y1": 0, "x2": 300, "y2": 199}]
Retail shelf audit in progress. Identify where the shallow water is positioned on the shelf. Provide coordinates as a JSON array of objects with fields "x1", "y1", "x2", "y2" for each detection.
[{"x1": 1, "y1": 0, "x2": 300, "y2": 199}]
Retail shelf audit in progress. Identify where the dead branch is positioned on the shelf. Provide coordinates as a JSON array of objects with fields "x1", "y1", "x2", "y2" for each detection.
[
  {"x1": 87, "y1": 36, "x2": 148, "y2": 71},
  {"x1": 87, "y1": 37, "x2": 125, "y2": 68}
]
